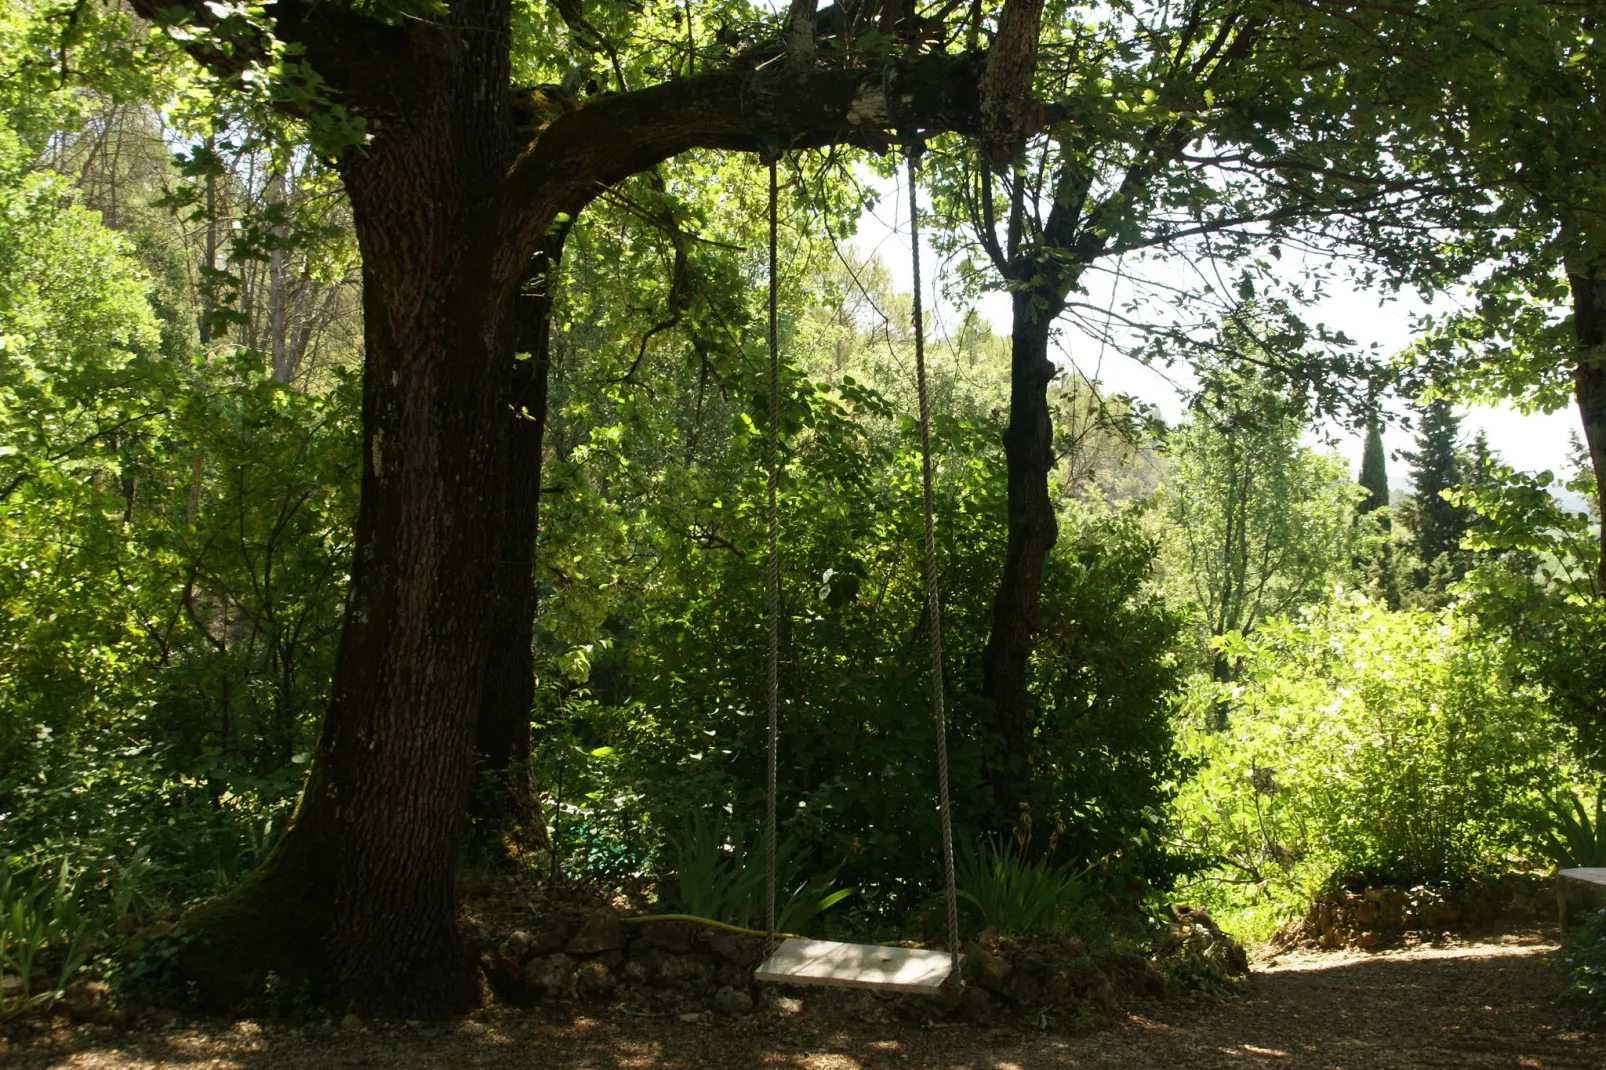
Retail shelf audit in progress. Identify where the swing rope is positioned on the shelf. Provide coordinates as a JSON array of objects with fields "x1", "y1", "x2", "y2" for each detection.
[
  {"x1": 762, "y1": 144, "x2": 961, "y2": 976},
  {"x1": 764, "y1": 155, "x2": 782, "y2": 957},
  {"x1": 906, "y1": 143, "x2": 962, "y2": 973}
]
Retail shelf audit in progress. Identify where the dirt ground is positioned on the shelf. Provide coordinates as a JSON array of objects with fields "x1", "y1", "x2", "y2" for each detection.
[{"x1": 4, "y1": 929, "x2": 1601, "y2": 1069}]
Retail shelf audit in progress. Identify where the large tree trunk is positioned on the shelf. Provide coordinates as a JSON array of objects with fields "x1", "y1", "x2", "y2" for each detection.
[
  {"x1": 1570, "y1": 265, "x2": 1606, "y2": 593},
  {"x1": 176, "y1": 11, "x2": 522, "y2": 1015},
  {"x1": 981, "y1": 287, "x2": 1060, "y2": 818},
  {"x1": 470, "y1": 232, "x2": 567, "y2": 864}
]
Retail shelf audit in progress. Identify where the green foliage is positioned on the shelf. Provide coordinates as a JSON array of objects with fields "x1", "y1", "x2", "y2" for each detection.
[
  {"x1": 1358, "y1": 420, "x2": 1389, "y2": 515},
  {"x1": 954, "y1": 837, "x2": 1094, "y2": 938},
  {"x1": 1561, "y1": 908, "x2": 1606, "y2": 1024},
  {"x1": 661, "y1": 810, "x2": 851, "y2": 935},
  {"x1": 1456, "y1": 459, "x2": 1606, "y2": 771},
  {"x1": 0, "y1": 859, "x2": 87, "y2": 1019},
  {"x1": 1160, "y1": 362, "x2": 1361, "y2": 670},
  {"x1": 0, "y1": 58, "x2": 360, "y2": 922},
  {"x1": 1534, "y1": 787, "x2": 1606, "y2": 869},
  {"x1": 1174, "y1": 596, "x2": 1567, "y2": 939}
]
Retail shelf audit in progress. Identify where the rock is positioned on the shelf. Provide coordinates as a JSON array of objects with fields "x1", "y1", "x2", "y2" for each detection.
[
  {"x1": 575, "y1": 960, "x2": 616, "y2": 999},
  {"x1": 976, "y1": 949, "x2": 1012, "y2": 992},
  {"x1": 1419, "y1": 901, "x2": 1462, "y2": 929},
  {"x1": 1140, "y1": 963, "x2": 1168, "y2": 998},
  {"x1": 677, "y1": 955, "x2": 715, "y2": 988},
  {"x1": 63, "y1": 979, "x2": 111, "y2": 1022},
  {"x1": 526, "y1": 912, "x2": 571, "y2": 951},
  {"x1": 773, "y1": 996, "x2": 804, "y2": 1017},
  {"x1": 1018, "y1": 952, "x2": 1049, "y2": 977},
  {"x1": 960, "y1": 986, "x2": 992, "y2": 1021},
  {"x1": 633, "y1": 920, "x2": 696, "y2": 954},
  {"x1": 631, "y1": 950, "x2": 715, "y2": 989},
  {"x1": 713, "y1": 985, "x2": 753, "y2": 1016},
  {"x1": 678, "y1": 1012, "x2": 702, "y2": 1023},
  {"x1": 714, "y1": 961, "x2": 752, "y2": 989},
  {"x1": 500, "y1": 930, "x2": 535, "y2": 963},
  {"x1": 706, "y1": 931, "x2": 761, "y2": 966},
  {"x1": 1356, "y1": 900, "x2": 1380, "y2": 927},
  {"x1": 566, "y1": 910, "x2": 626, "y2": 955},
  {"x1": 524, "y1": 953, "x2": 576, "y2": 998},
  {"x1": 1003, "y1": 970, "x2": 1043, "y2": 1005},
  {"x1": 341, "y1": 1013, "x2": 363, "y2": 1032},
  {"x1": 621, "y1": 959, "x2": 650, "y2": 985},
  {"x1": 1357, "y1": 931, "x2": 1386, "y2": 950},
  {"x1": 1066, "y1": 961, "x2": 1107, "y2": 994}
]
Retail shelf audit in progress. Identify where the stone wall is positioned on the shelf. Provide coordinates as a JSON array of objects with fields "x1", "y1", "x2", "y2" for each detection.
[
  {"x1": 476, "y1": 906, "x2": 1245, "y2": 1022},
  {"x1": 1289, "y1": 876, "x2": 1558, "y2": 950}
]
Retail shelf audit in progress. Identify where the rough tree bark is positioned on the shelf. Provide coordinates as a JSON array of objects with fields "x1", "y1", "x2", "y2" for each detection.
[
  {"x1": 1569, "y1": 261, "x2": 1606, "y2": 592},
  {"x1": 134, "y1": 0, "x2": 1040, "y2": 1015},
  {"x1": 470, "y1": 229, "x2": 568, "y2": 864},
  {"x1": 981, "y1": 285, "x2": 1061, "y2": 814}
]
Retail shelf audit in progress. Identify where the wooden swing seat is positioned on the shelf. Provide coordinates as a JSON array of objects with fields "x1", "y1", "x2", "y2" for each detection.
[{"x1": 754, "y1": 938, "x2": 953, "y2": 994}]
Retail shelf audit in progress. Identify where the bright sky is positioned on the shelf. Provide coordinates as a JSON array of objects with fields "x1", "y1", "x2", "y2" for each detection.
[{"x1": 846, "y1": 169, "x2": 1585, "y2": 492}]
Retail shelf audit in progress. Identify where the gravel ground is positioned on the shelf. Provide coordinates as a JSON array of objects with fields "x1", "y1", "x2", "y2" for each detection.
[{"x1": 5, "y1": 929, "x2": 1600, "y2": 1069}]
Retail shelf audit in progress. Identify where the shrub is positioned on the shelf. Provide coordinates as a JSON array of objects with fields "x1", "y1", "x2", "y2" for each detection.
[
  {"x1": 954, "y1": 837, "x2": 1094, "y2": 938},
  {"x1": 1560, "y1": 908, "x2": 1606, "y2": 1023},
  {"x1": 1534, "y1": 787, "x2": 1606, "y2": 869},
  {"x1": 1173, "y1": 595, "x2": 1568, "y2": 937},
  {"x1": 0, "y1": 859, "x2": 87, "y2": 1019},
  {"x1": 560, "y1": 405, "x2": 1185, "y2": 926},
  {"x1": 659, "y1": 810, "x2": 851, "y2": 936}
]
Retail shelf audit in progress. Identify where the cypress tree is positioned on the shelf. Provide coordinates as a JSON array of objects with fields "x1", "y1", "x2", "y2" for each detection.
[
  {"x1": 1403, "y1": 398, "x2": 1466, "y2": 565},
  {"x1": 1358, "y1": 419, "x2": 1390, "y2": 516}
]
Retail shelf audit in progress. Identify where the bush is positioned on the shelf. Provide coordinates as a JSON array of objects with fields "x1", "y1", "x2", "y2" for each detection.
[
  {"x1": 1173, "y1": 594, "x2": 1569, "y2": 937},
  {"x1": 954, "y1": 837, "x2": 1094, "y2": 937},
  {"x1": 1561, "y1": 908, "x2": 1606, "y2": 1023},
  {"x1": 659, "y1": 810, "x2": 851, "y2": 935},
  {"x1": 0, "y1": 859, "x2": 87, "y2": 1019},
  {"x1": 1535, "y1": 787, "x2": 1606, "y2": 869},
  {"x1": 554, "y1": 405, "x2": 1185, "y2": 928}
]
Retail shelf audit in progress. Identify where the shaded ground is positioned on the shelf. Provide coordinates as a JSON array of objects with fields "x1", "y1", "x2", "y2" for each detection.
[{"x1": 5, "y1": 929, "x2": 1600, "y2": 1069}]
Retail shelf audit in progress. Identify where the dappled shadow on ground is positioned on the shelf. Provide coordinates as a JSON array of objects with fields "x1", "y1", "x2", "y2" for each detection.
[{"x1": 7, "y1": 931, "x2": 1602, "y2": 1069}]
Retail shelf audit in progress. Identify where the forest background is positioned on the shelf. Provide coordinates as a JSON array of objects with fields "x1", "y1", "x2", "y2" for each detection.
[{"x1": 1, "y1": 0, "x2": 1605, "y2": 1021}]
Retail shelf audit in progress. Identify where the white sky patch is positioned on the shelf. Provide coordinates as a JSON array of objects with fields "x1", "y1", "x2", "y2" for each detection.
[{"x1": 848, "y1": 167, "x2": 1583, "y2": 489}]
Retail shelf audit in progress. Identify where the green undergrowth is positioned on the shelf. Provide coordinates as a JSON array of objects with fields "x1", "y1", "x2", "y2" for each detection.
[{"x1": 1560, "y1": 908, "x2": 1606, "y2": 1023}]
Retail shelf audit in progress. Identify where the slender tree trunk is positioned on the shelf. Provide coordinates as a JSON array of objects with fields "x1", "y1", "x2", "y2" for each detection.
[
  {"x1": 1570, "y1": 265, "x2": 1606, "y2": 593},
  {"x1": 470, "y1": 231, "x2": 567, "y2": 863},
  {"x1": 267, "y1": 168, "x2": 292, "y2": 383},
  {"x1": 981, "y1": 287, "x2": 1060, "y2": 818}
]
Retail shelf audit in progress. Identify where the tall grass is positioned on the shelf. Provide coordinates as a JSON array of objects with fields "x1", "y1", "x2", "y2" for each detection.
[
  {"x1": 663, "y1": 810, "x2": 851, "y2": 935},
  {"x1": 1538, "y1": 787, "x2": 1606, "y2": 868},
  {"x1": 954, "y1": 838, "x2": 1093, "y2": 937},
  {"x1": 1, "y1": 859, "x2": 87, "y2": 1019}
]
